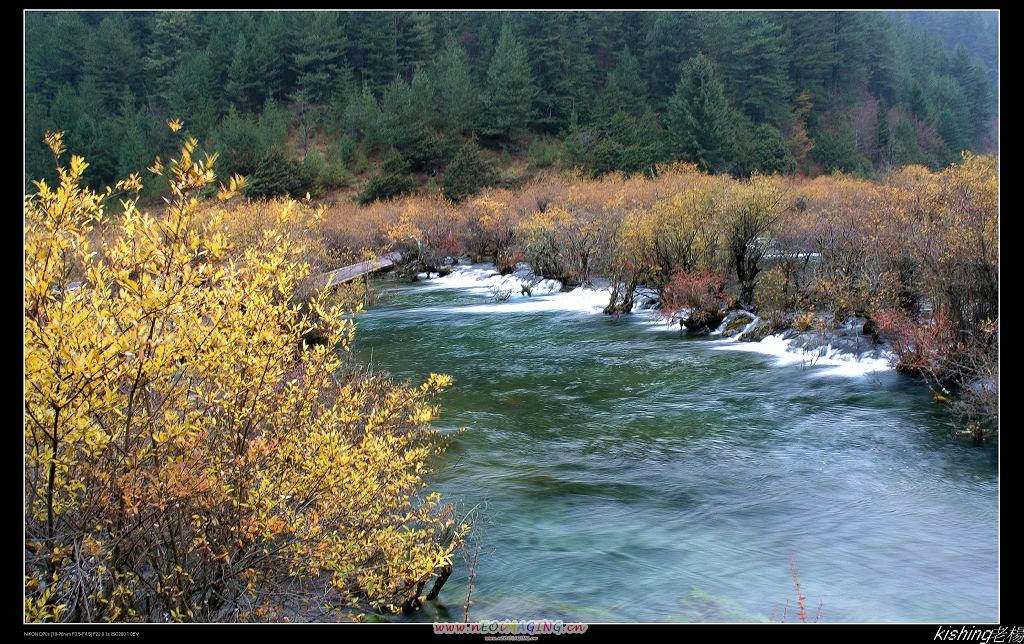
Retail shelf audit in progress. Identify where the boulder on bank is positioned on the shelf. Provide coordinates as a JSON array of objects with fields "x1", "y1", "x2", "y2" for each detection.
[
  {"x1": 739, "y1": 318, "x2": 774, "y2": 342},
  {"x1": 718, "y1": 311, "x2": 757, "y2": 338},
  {"x1": 681, "y1": 308, "x2": 726, "y2": 333},
  {"x1": 784, "y1": 315, "x2": 890, "y2": 361},
  {"x1": 632, "y1": 287, "x2": 660, "y2": 311}
]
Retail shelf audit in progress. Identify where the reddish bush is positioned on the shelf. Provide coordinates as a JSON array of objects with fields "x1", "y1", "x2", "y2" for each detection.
[
  {"x1": 874, "y1": 309, "x2": 959, "y2": 378},
  {"x1": 661, "y1": 271, "x2": 727, "y2": 328}
]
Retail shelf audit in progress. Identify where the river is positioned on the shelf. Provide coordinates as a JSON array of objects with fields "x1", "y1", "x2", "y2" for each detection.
[{"x1": 352, "y1": 265, "x2": 998, "y2": 623}]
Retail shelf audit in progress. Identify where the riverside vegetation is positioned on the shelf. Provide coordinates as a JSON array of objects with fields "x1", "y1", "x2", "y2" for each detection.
[
  {"x1": 189, "y1": 154, "x2": 998, "y2": 440},
  {"x1": 24, "y1": 130, "x2": 467, "y2": 622},
  {"x1": 24, "y1": 129, "x2": 997, "y2": 623},
  {"x1": 24, "y1": 9, "x2": 998, "y2": 624}
]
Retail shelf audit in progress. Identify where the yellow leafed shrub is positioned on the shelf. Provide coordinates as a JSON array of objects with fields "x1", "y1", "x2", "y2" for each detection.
[{"x1": 24, "y1": 133, "x2": 466, "y2": 622}]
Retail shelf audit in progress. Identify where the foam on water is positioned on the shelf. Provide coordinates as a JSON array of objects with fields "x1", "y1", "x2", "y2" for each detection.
[
  {"x1": 639, "y1": 313, "x2": 684, "y2": 332},
  {"x1": 414, "y1": 263, "x2": 608, "y2": 314},
  {"x1": 417, "y1": 264, "x2": 562, "y2": 298},
  {"x1": 412, "y1": 263, "x2": 896, "y2": 373},
  {"x1": 458, "y1": 286, "x2": 612, "y2": 314},
  {"x1": 710, "y1": 333, "x2": 894, "y2": 378}
]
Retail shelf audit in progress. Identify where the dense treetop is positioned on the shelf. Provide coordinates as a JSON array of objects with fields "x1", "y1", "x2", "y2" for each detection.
[{"x1": 24, "y1": 11, "x2": 997, "y2": 199}]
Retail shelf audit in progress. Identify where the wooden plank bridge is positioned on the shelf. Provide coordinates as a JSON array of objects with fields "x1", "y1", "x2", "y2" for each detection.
[{"x1": 310, "y1": 251, "x2": 403, "y2": 290}]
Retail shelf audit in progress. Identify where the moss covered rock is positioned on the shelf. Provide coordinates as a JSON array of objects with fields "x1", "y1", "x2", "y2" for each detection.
[{"x1": 720, "y1": 311, "x2": 756, "y2": 338}]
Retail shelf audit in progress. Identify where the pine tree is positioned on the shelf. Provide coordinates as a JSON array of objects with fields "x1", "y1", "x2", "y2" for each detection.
[
  {"x1": 442, "y1": 138, "x2": 497, "y2": 202},
  {"x1": 777, "y1": 12, "x2": 836, "y2": 106},
  {"x1": 430, "y1": 36, "x2": 477, "y2": 136},
  {"x1": 246, "y1": 149, "x2": 309, "y2": 200},
  {"x1": 26, "y1": 12, "x2": 87, "y2": 102},
  {"x1": 145, "y1": 12, "x2": 195, "y2": 108},
  {"x1": 717, "y1": 12, "x2": 792, "y2": 125},
  {"x1": 908, "y1": 81, "x2": 930, "y2": 121},
  {"x1": 520, "y1": 12, "x2": 573, "y2": 134},
  {"x1": 116, "y1": 108, "x2": 152, "y2": 180},
  {"x1": 49, "y1": 84, "x2": 85, "y2": 146},
  {"x1": 225, "y1": 34, "x2": 263, "y2": 113},
  {"x1": 252, "y1": 13, "x2": 299, "y2": 102},
  {"x1": 293, "y1": 13, "x2": 351, "y2": 108},
  {"x1": 475, "y1": 22, "x2": 537, "y2": 147},
  {"x1": 643, "y1": 13, "x2": 692, "y2": 113},
  {"x1": 358, "y1": 149, "x2": 417, "y2": 204},
  {"x1": 164, "y1": 50, "x2": 223, "y2": 138},
  {"x1": 950, "y1": 45, "x2": 994, "y2": 140},
  {"x1": 355, "y1": 12, "x2": 399, "y2": 96},
  {"x1": 666, "y1": 54, "x2": 738, "y2": 174},
  {"x1": 829, "y1": 11, "x2": 870, "y2": 97},
  {"x1": 865, "y1": 14, "x2": 899, "y2": 105},
  {"x1": 813, "y1": 119, "x2": 871, "y2": 175},
  {"x1": 212, "y1": 108, "x2": 266, "y2": 178},
  {"x1": 927, "y1": 74, "x2": 972, "y2": 162},
  {"x1": 602, "y1": 46, "x2": 647, "y2": 118},
  {"x1": 396, "y1": 12, "x2": 436, "y2": 79},
  {"x1": 562, "y1": 13, "x2": 599, "y2": 125},
  {"x1": 378, "y1": 75, "x2": 442, "y2": 171},
  {"x1": 82, "y1": 14, "x2": 143, "y2": 111},
  {"x1": 25, "y1": 97, "x2": 54, "y2": 189},
  {"x1": 346, "y1": 85, "x2": 382, "y2": 151},
  {"x1": 876, "y1": 101, "x2": 894, "y2": 170},
  {"x1": 744, "y1": 123, "x2": 795, "y2": 175},
  {"x1": 610, "y1": 109, "x2": 666, "y2": 176}
]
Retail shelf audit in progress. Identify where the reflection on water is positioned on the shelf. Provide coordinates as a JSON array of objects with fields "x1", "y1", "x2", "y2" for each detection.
[{"x1": 353, "y1": 271, "x2": 998, "y2": 623}]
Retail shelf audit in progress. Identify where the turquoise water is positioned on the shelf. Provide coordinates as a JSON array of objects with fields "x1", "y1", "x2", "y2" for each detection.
[{"x1": 352, "y1": 270, "x2": 998, "y2": 623}]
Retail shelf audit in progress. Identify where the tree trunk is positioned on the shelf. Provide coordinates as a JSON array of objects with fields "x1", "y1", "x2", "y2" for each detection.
[{"x1": 426, "y1": 565, "x2": 452, "y2": 601}]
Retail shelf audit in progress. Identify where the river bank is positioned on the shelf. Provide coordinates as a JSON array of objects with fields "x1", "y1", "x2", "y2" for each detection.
[
  {"x1": 355, "y1": 267, "x2": 998, "y2": 623},
  {"x1": 409, "y1": 262, "x2": 895, "y2": 379}
]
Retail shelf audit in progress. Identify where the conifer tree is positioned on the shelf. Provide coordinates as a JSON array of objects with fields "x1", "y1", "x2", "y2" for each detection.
[
  {"x1": 293, "y1": 13, "x2": 351, "y2": 108},
  {"x1": 430, "y1": 37, "x2": 477, "y2": 136},
  {"x1": 475, "y1": 22, "x2": 537, "y2": 147},
  {"x1": 666, "y1": 54, "x2": 738, "y2": 174}
]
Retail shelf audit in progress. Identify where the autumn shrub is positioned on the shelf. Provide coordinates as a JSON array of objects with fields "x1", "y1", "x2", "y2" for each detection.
[
  {"x1": 896, "y1": 152, "x2": 998, "y2": 333},
  {"x1": 771, "y1": 554, "x2": 822, "y2": 623},
  {"x1": 661, "y1": 271, "x2": 728, "y2": 331},
  {"x1": 24, "y1": 132, "x2": 466, "y2": 622},
  {"x1": 948, "y1": 321, "x2": 999, "y2": 441},
  {"x1": 517, "y1": 205, "x2": 611, "y2": 285},
  {"x1": 754, "y1": 265, "x2": 799, "y2": 312},
  {"x1": 872, "y1": 308, "x2": 997, "y2": 439},
  {"x1": 873, "y1": 309, "x2": 961, "y2": 377},
  {"x1": 720, "y1": 175, "x2": 788, "y2": 307},
  {"x1": 318, "y1": 200, "x2": 394, "y2": 267},
  {"x1": 194, "y1": 197, "x2": 332, "y2": 274},
  {"x1": 792, "y1": 312, "x2": 817, "y2": 332},
  {"x1": 644, "y1": 176, "x2": 729, "y2": 289},
  {"x1": 385, "y1": 196, "x2": 466, "y2": 271},
  {"x1": 463, "y1": 193, "x2": 521, "y2": 272},
  {"x1": 518, "y1": 208, "x2": 568, "y2": 280}
]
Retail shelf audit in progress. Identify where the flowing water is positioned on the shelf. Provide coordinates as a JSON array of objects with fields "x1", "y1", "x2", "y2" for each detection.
[{"x1": 352, "y1": 266, "x2": 998, "y2": 623}]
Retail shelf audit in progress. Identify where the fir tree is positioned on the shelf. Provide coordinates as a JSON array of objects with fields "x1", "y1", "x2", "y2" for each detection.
[
  {"x1": 475, "y1": 22, "x2": 537, "y2": 147},
  {"x1": 396, "y1": 12, "x2": 436, "y2": 78},
  {"x1": 430, "y1": 37, "x2": 477, "y2": 136},
  {"x1": 293, "y1": 13, "x2": 351, "y2": 108},
  {"x1": 666, "y1": 54, "x2": 738, "y2": 174},
  {"x1": 442, "y1": 138, "x2": 497, "y2": 202},
  {"x1": 225, "y1": 34, "x2": 263, "y2": 113}
]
